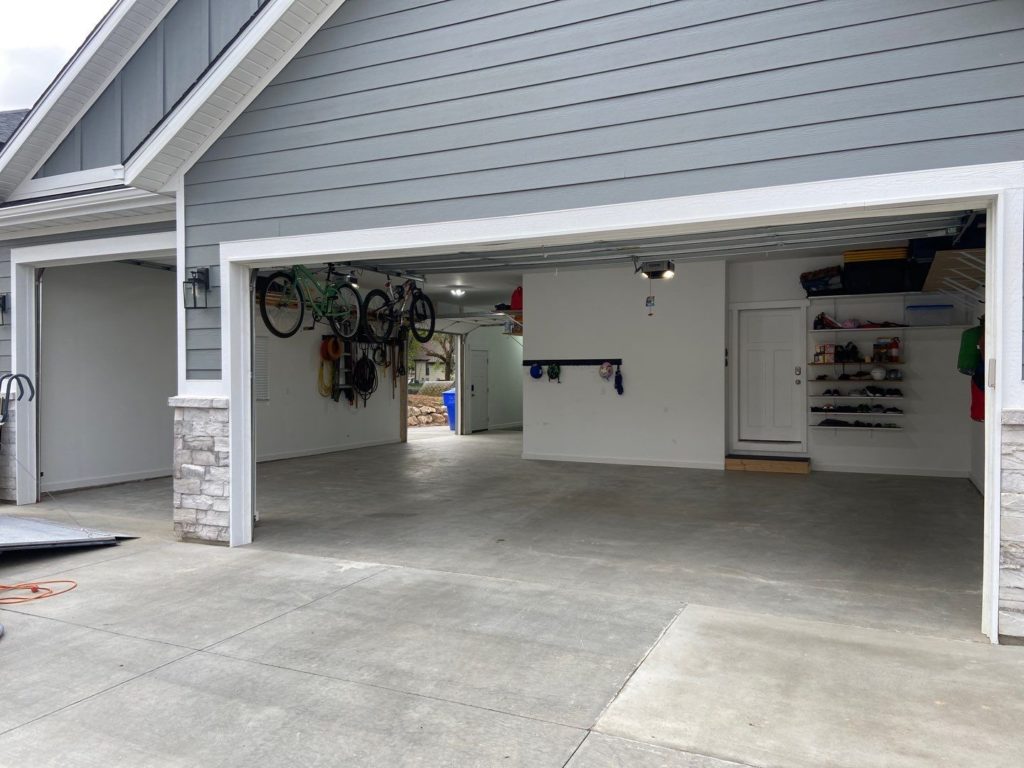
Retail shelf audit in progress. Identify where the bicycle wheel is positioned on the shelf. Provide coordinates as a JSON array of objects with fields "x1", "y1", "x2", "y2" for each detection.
[
  {"x1": 259, "y1": 271, "x2": 304, "y2": 338},
  {"x1": 362, "y1": 288, "x2": 394, "y2": 342},
  {"x1": 327, "y1": 283, "x2": 362, "y2": 340},
  {"x1": 409, "y1": 291, "x2": 435, "y2": 343}
]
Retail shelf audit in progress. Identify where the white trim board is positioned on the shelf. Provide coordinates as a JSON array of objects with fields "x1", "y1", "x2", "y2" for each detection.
[
  {"x1": 218, "y1": 161, "x2": 1018, "y2": 645},
  {"x1": 9, "y1": 166, "x2": 125, "y2": 203},
  {"x1": 0, "y1": 187, "x2": 174, "y2": 240}
]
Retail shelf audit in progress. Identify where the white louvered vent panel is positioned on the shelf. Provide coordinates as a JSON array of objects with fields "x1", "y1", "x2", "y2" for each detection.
[{"x1": 254, "y1": 336, "x2": 270, "y2": 401}]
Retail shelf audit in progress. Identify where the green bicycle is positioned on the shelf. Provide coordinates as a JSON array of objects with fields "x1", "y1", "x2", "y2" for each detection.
[{"x1": 258, "y1": 264, "x2": 362, "y2": 339}]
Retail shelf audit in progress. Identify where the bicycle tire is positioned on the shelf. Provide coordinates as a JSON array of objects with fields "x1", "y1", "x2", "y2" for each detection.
[
  {"x1": 409, "y1": 291, "x2": 435, "y2": 343},
  {"x1": 362, "y1": 289, "x2": 394, "y2": 342},
  {"x1": 259, "y1": 271, "x2": 304, "y2": 338},
  {"x1": 328, "y1": 283, "x2": 362, "y2": 340}
]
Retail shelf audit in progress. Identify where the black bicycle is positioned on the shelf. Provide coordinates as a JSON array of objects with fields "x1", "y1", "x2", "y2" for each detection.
[{"x1": 362, "y1": 276, "x2": 435, "y2": 344}]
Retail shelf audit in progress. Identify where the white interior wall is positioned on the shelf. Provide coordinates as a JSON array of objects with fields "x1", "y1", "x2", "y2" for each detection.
[
  {"x1": 466, "y1": 326, "x2": 523, "y2": 430},
  {"x1": 254, "y1": 323, "x2": 400, "y2": 462},
  {"x1": 523, "y1": 262, "x2": 726, "y2": 468},
  {"x1": 40, "y1": 262, "x2": 176, "y2": 492},
  {"x1": 728, "y1": 256, "x2": 979, "y2": 477}
]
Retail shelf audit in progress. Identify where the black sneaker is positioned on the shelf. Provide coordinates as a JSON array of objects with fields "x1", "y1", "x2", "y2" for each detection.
[{"x1": 885, "y1": 388, "x2": 904, "y2": 397}]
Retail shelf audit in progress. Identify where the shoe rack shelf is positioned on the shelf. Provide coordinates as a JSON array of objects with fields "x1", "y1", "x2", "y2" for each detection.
[
  {"x1": 809, "y1": 325, "x2": 972, "y2": 335},
  {"x1": 809, "y1": 395, "x2": 903, "y2": 400},
  {"x1": 810, "y1": 425, "x2": 904, "y2": 431},
  {"x1": 806, "y1": 294, "x2": 914, "y2": 435}
]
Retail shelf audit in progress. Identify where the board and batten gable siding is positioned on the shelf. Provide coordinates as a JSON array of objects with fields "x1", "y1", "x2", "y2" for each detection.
[
  {"x1": 183, "y1": 0, "x2": 1024, "y2": 379},
  {"x1": 37, "y1": 0, "x2": 268, "y2": 178}
]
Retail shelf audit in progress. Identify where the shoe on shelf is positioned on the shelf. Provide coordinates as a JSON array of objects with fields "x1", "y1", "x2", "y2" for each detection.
[
  {"x1": 884, "y1": 407, "x2": 903, "y2": 414},
  {"x1": 885, "y1": 388, "x2": 904, "y2": 397}
]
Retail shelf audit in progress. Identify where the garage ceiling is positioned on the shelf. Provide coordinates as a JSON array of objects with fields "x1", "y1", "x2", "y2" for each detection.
[{"x1": 349, "y1": 210, "x2": 973, "y2": 276}]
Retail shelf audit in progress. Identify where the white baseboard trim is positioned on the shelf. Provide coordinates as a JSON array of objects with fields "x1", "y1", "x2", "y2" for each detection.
[
  {"x1": 41, "y1": 467, "x2": 172, "y2": 493},
  {"x1": 256, "y1": 438, "x2": 399, "y2": 464},
  {"x1": 811, "y1": 463, "x2": 971, "y2": 478},
  {"x1": 522, "y1": 452, "x2": 725, "y2": 470}
]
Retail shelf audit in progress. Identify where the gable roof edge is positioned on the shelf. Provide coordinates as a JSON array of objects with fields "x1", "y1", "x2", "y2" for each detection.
[
  {"x1": 125, "y1": 0, "x2": 348, "y2": 194},
  {"x1": 0, "y1": 0, "x2": 177, "y2": 202}
]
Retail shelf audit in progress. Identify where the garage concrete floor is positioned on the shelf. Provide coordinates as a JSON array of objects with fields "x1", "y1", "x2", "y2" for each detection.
[{"x1": 1, "y1": 431, "x2": 1022, "y2": 767}]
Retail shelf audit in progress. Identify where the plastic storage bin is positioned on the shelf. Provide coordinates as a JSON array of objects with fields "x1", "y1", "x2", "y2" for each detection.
[
  {"x1": 442, "y1": 388, "x2": 457, "y2": 431},
  {"x1": 906, "y1": 304, "x2": 954, "y2": 326}
]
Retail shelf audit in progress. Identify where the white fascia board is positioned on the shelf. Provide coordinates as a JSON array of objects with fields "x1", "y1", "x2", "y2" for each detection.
[
  {"x1": 11, "y1": 231, "x2": 175, "y2": 267},
  {"x1": 8, "y1": 165, "x2": 125, "y2": 202},
  {"x1": 0, "y1": 0, "x2": 176, "y2": 201},
  {"x1": 125, "y1": 0, "x2": 348, "y2": 194},
  {"x1": 0, "y1": 187, "x2": 173, "y2": 238},
  {"x1": 221, "y1": 162, "x2": 1024, "y2": 267}
]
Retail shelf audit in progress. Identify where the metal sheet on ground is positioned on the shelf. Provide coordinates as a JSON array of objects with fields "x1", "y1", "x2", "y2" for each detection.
[{"x1": 0, "y1": 517, "x2": 126, "y2": 551}]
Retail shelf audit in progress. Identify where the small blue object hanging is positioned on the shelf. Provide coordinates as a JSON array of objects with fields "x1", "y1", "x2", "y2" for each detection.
[
  {"x1": 529, "y1": 363, "x2": 544, "y2": 379},
  {"x1": 614, "y1": 365, "x2": 624, "y2": 396}
]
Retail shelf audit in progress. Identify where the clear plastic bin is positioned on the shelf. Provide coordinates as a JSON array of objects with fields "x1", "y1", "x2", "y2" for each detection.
[{"x1": 906, "y1": 304, "x2": 954, "y2": 326}]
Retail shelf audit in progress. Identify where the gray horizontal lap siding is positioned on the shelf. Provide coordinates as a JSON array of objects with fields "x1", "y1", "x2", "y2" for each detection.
[
  {"x1": 37, "y1": 0, "x2": 265, "y2": 178},
  {"x1": 184, "y1": 0, "x2": 1024, "y2": 379}
]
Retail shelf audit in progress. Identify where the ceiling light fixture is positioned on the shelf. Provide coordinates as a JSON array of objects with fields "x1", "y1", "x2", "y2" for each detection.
[
  {"x1": 638, "y1": 259, "x2": 675, "y2": 280},
  {"x1": 450, "y1": 288, "x2": 467, "y2": 297}
]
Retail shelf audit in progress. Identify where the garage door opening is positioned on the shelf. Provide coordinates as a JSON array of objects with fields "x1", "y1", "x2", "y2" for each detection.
[
  {"x1": 38, "y1": 259, "x2": 176, "y2": 495},
  {"x1": 225, "y1": 198, "x2": 1000, "y2": 641}
]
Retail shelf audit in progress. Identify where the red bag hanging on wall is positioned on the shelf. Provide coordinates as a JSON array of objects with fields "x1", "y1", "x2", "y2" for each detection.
[{"x1": 510, "y1": 286, "x2": 523, "y2": 311}]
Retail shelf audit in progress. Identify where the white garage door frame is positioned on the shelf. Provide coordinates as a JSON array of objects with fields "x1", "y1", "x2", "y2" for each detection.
[
  {"x1": 219, "y1": 161, "x2": 1024, "y2": 642},
  {"x1": 10, "y1": 231, "x2": 176, "y2": 506}
]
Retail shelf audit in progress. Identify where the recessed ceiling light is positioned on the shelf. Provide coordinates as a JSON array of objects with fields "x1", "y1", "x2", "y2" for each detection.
[{"x1": 450, "y1": 288, "x2": 467, "y2": 297}]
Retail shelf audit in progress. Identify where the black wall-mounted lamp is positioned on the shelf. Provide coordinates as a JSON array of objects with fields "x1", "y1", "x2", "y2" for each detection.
[
  {"x1": 183, "y1": 267, "x2": 210, "y2": 309},
  {"x1": 0, "y1": 293, "x2": 8, "y2": 326}
]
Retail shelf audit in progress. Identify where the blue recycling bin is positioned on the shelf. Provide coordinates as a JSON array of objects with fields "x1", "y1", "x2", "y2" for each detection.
[{"x1": 442, "y1": 388, "x2": 457, "y2": 431}]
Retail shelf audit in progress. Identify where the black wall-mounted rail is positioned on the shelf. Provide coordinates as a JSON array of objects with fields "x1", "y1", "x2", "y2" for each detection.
[{"x1": 523, "y1": 358, "x2": 622, "y2": 366}]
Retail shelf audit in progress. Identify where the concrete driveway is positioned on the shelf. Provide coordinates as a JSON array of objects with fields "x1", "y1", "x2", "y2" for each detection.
[{"x1": 1, "y1": 433, "x2": 1022, "y2": 767}]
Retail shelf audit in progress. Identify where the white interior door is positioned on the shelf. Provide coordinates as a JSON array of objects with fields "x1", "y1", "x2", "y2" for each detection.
[
  {"x1": 470, "y1": 349, "x2": 489, "y2": 432},
  {"x1": 737, "y1": 307, "x2": 804, "y2": 445}
]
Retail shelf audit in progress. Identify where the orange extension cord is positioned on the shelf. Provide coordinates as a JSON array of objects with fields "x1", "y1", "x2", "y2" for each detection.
[{"x1": 0, "y1": 580, "x2": 77, "y2": 605}]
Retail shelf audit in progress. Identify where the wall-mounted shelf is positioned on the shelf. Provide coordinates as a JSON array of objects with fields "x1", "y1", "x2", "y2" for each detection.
[
  {"x1": 810, "y1": 410, "x2": 905, "y2": 417},
  {"x1": 810, "y1": 425, "x2": 903, "y2": 431},
  {"x1": 810, "y1": 377, "x2": 906, "y2": 383},
  {"x1": 806, "y1": 397, "x2": 905, "y2": 403},
  {"x1": 523, "y1": 358, "x2": 621, "y2": 366},
  {"x1": 808, "y1": 360, "x2": 904, "y2": 366},
  {"x1": 809, "y1": 325, "x2": 971, "y2": 335},
  {"x1": 807, "y1": 291, "x2": 947, "y2": 302}
]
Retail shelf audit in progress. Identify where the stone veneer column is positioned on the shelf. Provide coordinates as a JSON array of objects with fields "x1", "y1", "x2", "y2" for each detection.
[
  {"x1": 0, "y1": 401, "x2": 16, "y2": 502},
  {"x1": 170, "y1": 396, "x2": 230, "y2": 544},
  {"x1": 1000, "y1": 411, "x2": 1024, "y2": 637}
]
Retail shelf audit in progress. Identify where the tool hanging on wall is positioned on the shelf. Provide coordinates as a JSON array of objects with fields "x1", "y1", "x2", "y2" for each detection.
[
  {"x1": 352, "y1": 346, "x2": 379, "y2": 405},
  {"x1": 0, "y1": 374, "x2": 35, "y2": 452},
  {"x1": 614, "y1": 365, "x2": 624, "y2": 396}
]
